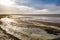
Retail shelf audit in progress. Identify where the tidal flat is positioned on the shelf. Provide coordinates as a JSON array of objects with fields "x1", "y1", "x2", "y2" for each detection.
[{"x1": 0, "y1": 15, "x2": 60, "y2": 40}]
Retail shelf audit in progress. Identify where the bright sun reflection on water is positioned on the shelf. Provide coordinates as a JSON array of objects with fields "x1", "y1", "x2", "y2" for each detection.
[{"x1": 0, "y1": 17, "x2": 16, "y2": 24}]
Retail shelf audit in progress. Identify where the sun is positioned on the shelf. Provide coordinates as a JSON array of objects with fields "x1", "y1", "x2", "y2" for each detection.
[{"x1": 0, "y1": 0, "x2": 14, "y2": 6}]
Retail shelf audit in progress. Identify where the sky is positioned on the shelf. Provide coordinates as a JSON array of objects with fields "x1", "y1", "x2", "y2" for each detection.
[{"x1": 0, "y1": 0, "x2": 60, "y2": 14}]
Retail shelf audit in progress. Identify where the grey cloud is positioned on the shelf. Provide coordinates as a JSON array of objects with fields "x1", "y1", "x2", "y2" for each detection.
[{"x1": 14, "y1": 0, "x2": 60, "y2": 13}]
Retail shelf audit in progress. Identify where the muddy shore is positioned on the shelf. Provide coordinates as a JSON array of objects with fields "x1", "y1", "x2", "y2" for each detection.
[{"x1": 0, "y1": 15, "x2": 60, "y2": 40}]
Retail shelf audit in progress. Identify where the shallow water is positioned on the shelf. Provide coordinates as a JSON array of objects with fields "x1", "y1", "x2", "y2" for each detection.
[
  {"x1": 11, "y1": 15, "x2": 60, "y2": 23},
  {"x1": 0, "y1": 15, "x2": 60, "y2": 40}
]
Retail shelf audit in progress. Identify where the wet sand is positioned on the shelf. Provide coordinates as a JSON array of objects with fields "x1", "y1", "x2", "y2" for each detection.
[
  {"x1": 0, "y1": 27, "x2": 20, "y2": 40},
  {"x1": 0, "y1": 15, "x2": 60, "y2": 40}
]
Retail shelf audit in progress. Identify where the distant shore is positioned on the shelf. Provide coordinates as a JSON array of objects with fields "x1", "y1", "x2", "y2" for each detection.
[{"x1": 0, "y1": 14, "x2": 60, "y2": 17}]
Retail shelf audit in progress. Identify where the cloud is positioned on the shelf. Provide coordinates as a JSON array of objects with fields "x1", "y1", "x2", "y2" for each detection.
[
  {"x1": 0, "y1": 5, "x2": 50, "y2": 14},
  {"x1": 0, "y1": 0, "x2": 60, "y2": 14},
  {"x1": 15, "y1": 0, "x2": 60, "y2": 8},
  {"x1": 0, "y1": 0, "x2": 15, "y2": 6},
  {"x1": 14, "y1": 0, "x2": 60, "y2": 14},
  {"x1": 0, "y1": 5, "x2": 60, "y2": 14}
]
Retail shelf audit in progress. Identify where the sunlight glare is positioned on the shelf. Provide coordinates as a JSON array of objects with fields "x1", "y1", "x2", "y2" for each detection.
[{"x1": 0, "y1": 0, "x2": 14, "y2": 6}]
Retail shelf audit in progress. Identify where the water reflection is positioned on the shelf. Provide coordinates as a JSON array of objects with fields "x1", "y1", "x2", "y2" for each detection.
[
  {"x1": 11, "y1": 15, "x2": 60, "y2": 23},
  {"x1": 0, "y1": 15, "x2": 60, "y2": 40}
]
